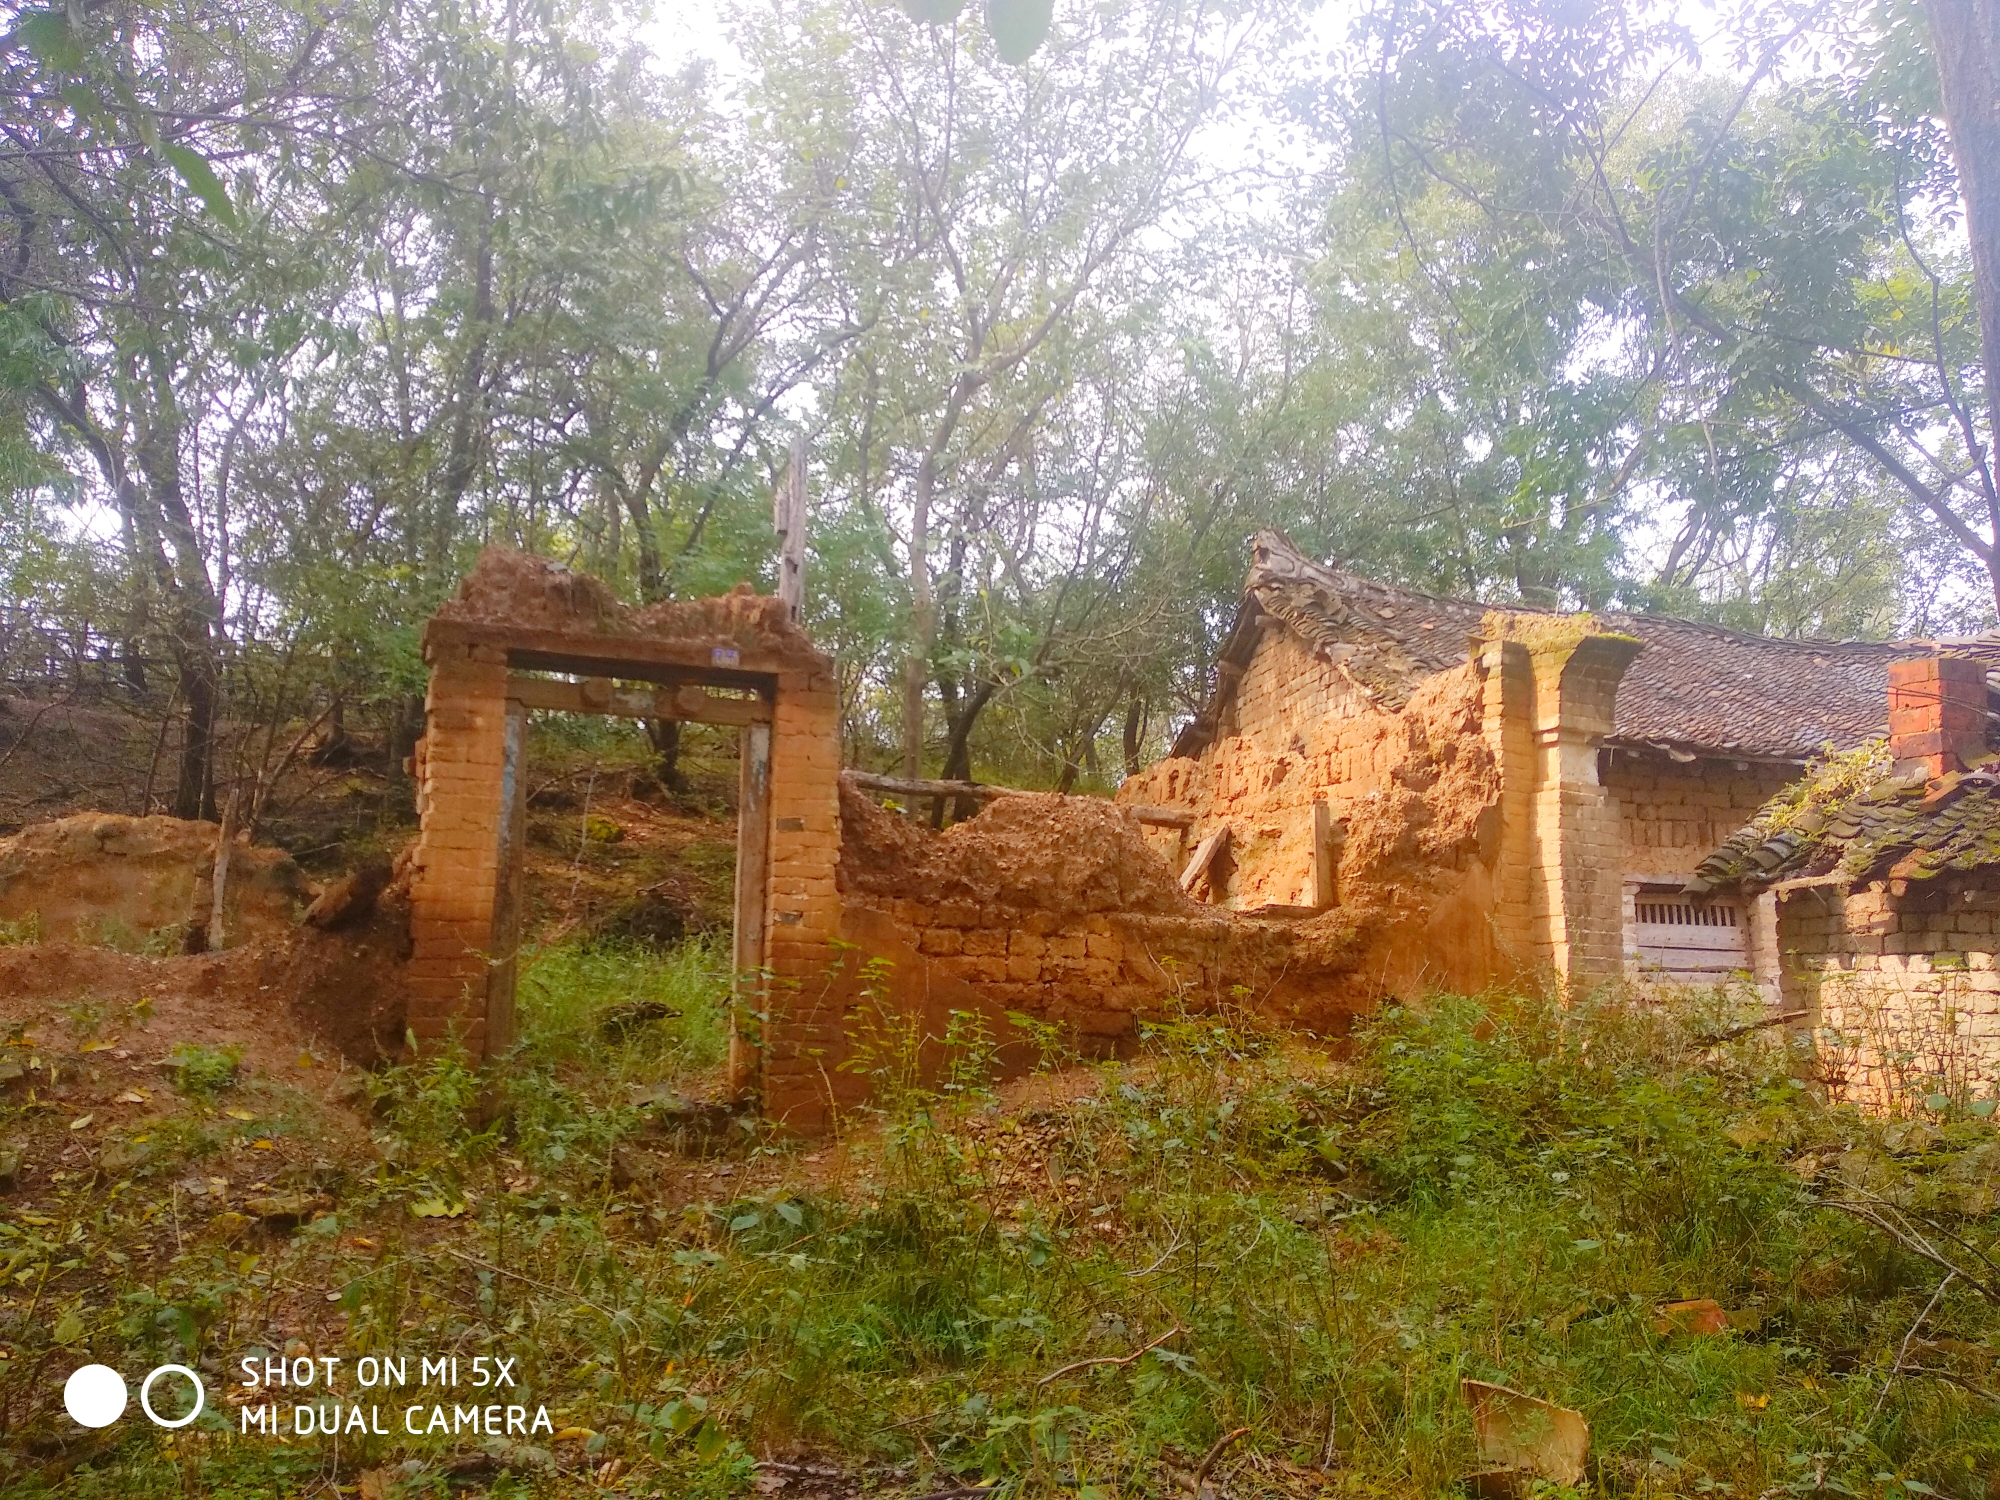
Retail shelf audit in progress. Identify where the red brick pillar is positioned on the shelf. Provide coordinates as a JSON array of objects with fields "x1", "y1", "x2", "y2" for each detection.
[
  {"x1": 406, "y1": 641, "x2": 511, "y2": 1055},
  {"x1": 1889, "y1": 655, "x2": 1988, "y2": 779},
  {"x1": 757, "y1": 662, "x2": 845, "y2": 1131}
]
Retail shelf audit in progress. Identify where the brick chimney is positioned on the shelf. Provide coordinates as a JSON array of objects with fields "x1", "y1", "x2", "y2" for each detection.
[{"x1": 1888, "y1": 654, "x2": 1989, "y2": 779}]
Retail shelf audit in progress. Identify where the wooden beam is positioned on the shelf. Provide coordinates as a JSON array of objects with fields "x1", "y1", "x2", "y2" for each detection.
[
  {"x1": 426, "y1": 619, "x2": 798, "y2": 681},
  {"x1": 730, "y1": 722, "x2": 771, "y2": 1100},
  {"x1": 1179, "y1": 824, "x2": 1231, "y2": 896},
  {"x1": 775, "y1": 434, "x2": 806, "y2": 622},
  {"x1": 505, "y1": 674, "x2": 770, "y2": 725},
  {"x1": 845, "y1": 770, "x2": 1010, "y2": 801},
  {"x1": 1312, "y1": 798, "x2": 1343, "y2": 911},
  {"x1": 485, "y1": 702, "x2": 529, "y2": 1062},
  {"x1": 842, "y1": 770, "x2": 1194, "y2": 828}
]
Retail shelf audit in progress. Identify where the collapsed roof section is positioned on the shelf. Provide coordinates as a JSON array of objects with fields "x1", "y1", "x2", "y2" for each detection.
[
  {"x1": 1688, "y1": 754, "x2": 2000, "y2": 895},
  {"x1": 1171, "y1": 532, "x2": 1906, "y2": 764}
]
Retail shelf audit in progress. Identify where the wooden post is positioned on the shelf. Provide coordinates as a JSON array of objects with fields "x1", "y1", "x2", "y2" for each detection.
[
  {"x1": 485, "y1": 700, "x2": 529, "y2": 1060},
  {"x1": 1311, "y1": 798, "x2": 1342, "y2": 911},
  {"x1": 730, "y1": 721, "x2": 772, "y2": 1097},
  {"x1": 1180, "y1": 823, "x2": 1231, "y2": 899},
  {"x1": 775, "y1": 434, "x2": 806, "y2": 622},
  {"x1": 204, "y1": 784, "x2": 239, "y2": 953}
]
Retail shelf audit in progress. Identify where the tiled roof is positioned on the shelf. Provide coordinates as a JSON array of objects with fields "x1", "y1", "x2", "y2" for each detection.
[
  {"x1": 1171, "y1": 533, "x2": 1907, "y2": 762},
  {"x1": 1690, "y1": 754, "x2": 2000, "y2": 893}
]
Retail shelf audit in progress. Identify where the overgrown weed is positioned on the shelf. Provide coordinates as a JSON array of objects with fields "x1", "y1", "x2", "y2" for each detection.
[{"x1": 14, "y1": 974, "x2": 2000, "y2": 1496}]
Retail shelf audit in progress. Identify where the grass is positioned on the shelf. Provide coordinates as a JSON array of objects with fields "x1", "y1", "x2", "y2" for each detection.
[{"x1": 8, "y1": 970, "x2": 2000, "y2": 1497}]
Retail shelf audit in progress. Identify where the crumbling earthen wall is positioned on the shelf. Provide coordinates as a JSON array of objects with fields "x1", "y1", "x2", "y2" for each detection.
[
  {"x1": 1778, "y1": 879, "x2": 2000, "y2": 1107},
  {"x1": 0, "y1": 814, "x2": 311, "y2": 948},
  {"x1": 1122, "y1": 634, "x2": 1501, "y2": 917},
  {"x1": 822, "y1": 783, "x2": 1370, "y2": 1112},
  {"x1": 1124, "y1": 614, "x2": 1649, "y2": 991}
]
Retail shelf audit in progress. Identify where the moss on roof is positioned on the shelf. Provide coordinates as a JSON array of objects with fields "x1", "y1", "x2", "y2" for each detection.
[{"x1": 1686, "y1": 740, "x2": 2000, "y2": 894}]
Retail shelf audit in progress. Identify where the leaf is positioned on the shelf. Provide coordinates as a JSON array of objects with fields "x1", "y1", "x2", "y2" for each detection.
[
  {"x1": 225, "y1": 1108, "x2": 255, "y2": 1121},
  {"x1": 774, "y1": 1199, "x2": 804, "y2": 1227},
  {"x1": 692, "y1": 1415, "x2": 729, "y2": 1463},
  {"x1": 18, "y1": 11, "x2": 86, "y2": 73},
  {"x1": 252, "y1": 1138, "x2": 275, "y2": 1150},
  {"x1": 80, "y1": 1038, "x2": 118, "y2": 1052},
  {"x1": 729, "y1": 1212, "x2": 760, "y2": 1232},
  {"x1": 68, "y1": 1113, "x2": 93, "y2": 1130},
  {"x1": 410, "y1": 1198, "x2": 465, "y2": 1219},
  {"x1": 553, "y1": 1426, "x2": 597, "y2": 1442},
  {"x1": 52, "y1": 1308, "x2": 83, "y2": 1345},
  {"x1": 897, "y1": 0, "x2": 971, "y2": 19},
  {"x1": 161, "y1": 143, "x2": 236, "y2": 226},
  {"x1": 115, "y1": 1089, "x2": 148, "y2": 1104},
  {"x1": 985, "y1": 0, "x2": 1053, "y2": 63}
]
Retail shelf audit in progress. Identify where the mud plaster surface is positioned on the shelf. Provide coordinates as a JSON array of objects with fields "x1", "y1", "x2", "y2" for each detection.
[
  {"x1": 837, "y1": 781, "x2": 1197, "y2": 916},
  {"x1": 0, "y1": 814, "x2": 312, "y2": 947},
  {"x1": 434, "y1": 548, "x2": 825, "y2": 666}
]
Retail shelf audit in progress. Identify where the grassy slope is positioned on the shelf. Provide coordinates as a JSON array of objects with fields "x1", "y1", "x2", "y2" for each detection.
[{"x1": 8, "y1": 968, "x2": 2000, "y2": 1497}]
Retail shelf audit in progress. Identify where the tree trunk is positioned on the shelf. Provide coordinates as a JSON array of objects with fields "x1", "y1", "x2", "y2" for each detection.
[
  {"x1": 438, "y1": 193, "x2": 495, "y2": 546},
  {"x1": 1926, "y1": 0, "x2": 2000, "y2": 504},
  {"x1": 1122, "y1": 696, "x2": 1145, "y2": 778},
  {"x1": 1929, "y1": 0, "x2": 2000, "y2": 399},
  {"x1": 139, "y1": 352, "x2": 224, "y2": 822},
  {"x1": 936, "y1": 677, "x2": 996, "y2": 824},
  {"x1": 901, "y1": 450, "x2": 938, "y2": 784}
]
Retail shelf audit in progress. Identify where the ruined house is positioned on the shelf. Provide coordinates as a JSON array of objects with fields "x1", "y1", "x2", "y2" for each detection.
[
  {"x1": 1688, "y1": 654, "x2": 2000, "y2": 1107},
  {"x1": 1118, "y1": 532, "x2": 1910, "y2": 994},
  {"x1": 403, "y1": 543, "x2": 1950, "y2": 1131}
]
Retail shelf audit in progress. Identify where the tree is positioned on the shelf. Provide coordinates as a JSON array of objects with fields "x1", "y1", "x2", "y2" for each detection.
[{"x1": 1320, "y1": 0, "x2": 1999, "y2": 628}]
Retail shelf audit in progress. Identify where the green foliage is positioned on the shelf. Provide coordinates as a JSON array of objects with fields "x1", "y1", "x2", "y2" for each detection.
[{"x1": 165, "y1": 1043, "x2": 240, "y2": 1098}]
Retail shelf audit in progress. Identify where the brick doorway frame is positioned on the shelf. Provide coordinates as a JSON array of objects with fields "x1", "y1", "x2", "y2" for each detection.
[{"x1": 407, "y1": 592, "x2": 842, "y2": 1107}]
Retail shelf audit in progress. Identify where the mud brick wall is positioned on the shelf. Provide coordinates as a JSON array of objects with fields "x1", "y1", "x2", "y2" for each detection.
[
  {"x1": 1228, "y1": 630, "x2": 1375, "y2": 751},
  {"x1": 1604, "y1": 754, "x2": 1798, "y2": 881},
  {"x1": 821, "y1": 893, "x2": 1352, "y2": 1092},
  {"x1": 1124, "y1": 634, "x2": 1485, "y2": 912},
  {"x1": 1778, "y1": 880, "x2": 2000, "y2": 1107},
  {"x1": 406, "y1": 639, "x2": 512, "y2": 1055}
]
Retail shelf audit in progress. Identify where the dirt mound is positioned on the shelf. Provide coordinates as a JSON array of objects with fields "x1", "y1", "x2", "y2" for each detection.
[
  {"x1": 0, "y1": 814, "x2": 311, "y2": 948},
  {"x1": 265, "y1": 884, "x2": 413, "y2": 1063},
  {"x1": 839, "y1": 778, "x2": 1194, "y2": 915}
]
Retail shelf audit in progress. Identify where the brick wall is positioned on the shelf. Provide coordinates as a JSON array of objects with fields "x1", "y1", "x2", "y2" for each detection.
[
  {"x1": 406, "y1": 639, "x2": 512, "y2": 1056},
  {"x1": 1779, "y1": 880, "x2": 2000, "y2": 1107},
  {"x1": 1123, "y1": 632, "x2": 1487, "y2": 913},
  {"x1": 1604, "y1": 755, "x2": 1798, "y2": 881},
  {"x1": 756, "y1": 662, "x2": 847, "y2": 1134}
]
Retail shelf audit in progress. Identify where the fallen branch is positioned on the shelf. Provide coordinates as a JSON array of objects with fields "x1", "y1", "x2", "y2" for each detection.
[
  {"x1": 438, "y1": 1246, "x2": 617, "y2": 1320},
  {"x1": 1036, "y1": 1324, "x2": 1186, "y2": 1388},
  {"x1": 1869, "y1": 1271, "x2": 1955, "y2": 1428},
  {"x1": 1124, "y1": 1233, "x2": 1186, "y2": 1278},
  {"x1": 1903, "y1": 1365, "x2": 2000, "y2": 1405},
  {"x1": 1188, "y1": 1426, "x2": 1251, "y2": 1497},
  {"x1": 1692, "y1": 1010, "x2": 1807, "y2": 1046},
  {"x1": 1819, "y1": 1191, "x2": 2000, "y2": 1305}
]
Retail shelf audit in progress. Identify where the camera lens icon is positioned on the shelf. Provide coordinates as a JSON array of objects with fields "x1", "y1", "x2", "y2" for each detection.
[
  {"x1": 64, "y1": 1363, "x2": 205, "y2": 1429},
  {"x1": 63, "y1": 1365, "x2": 126, "y2": 1428}
]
